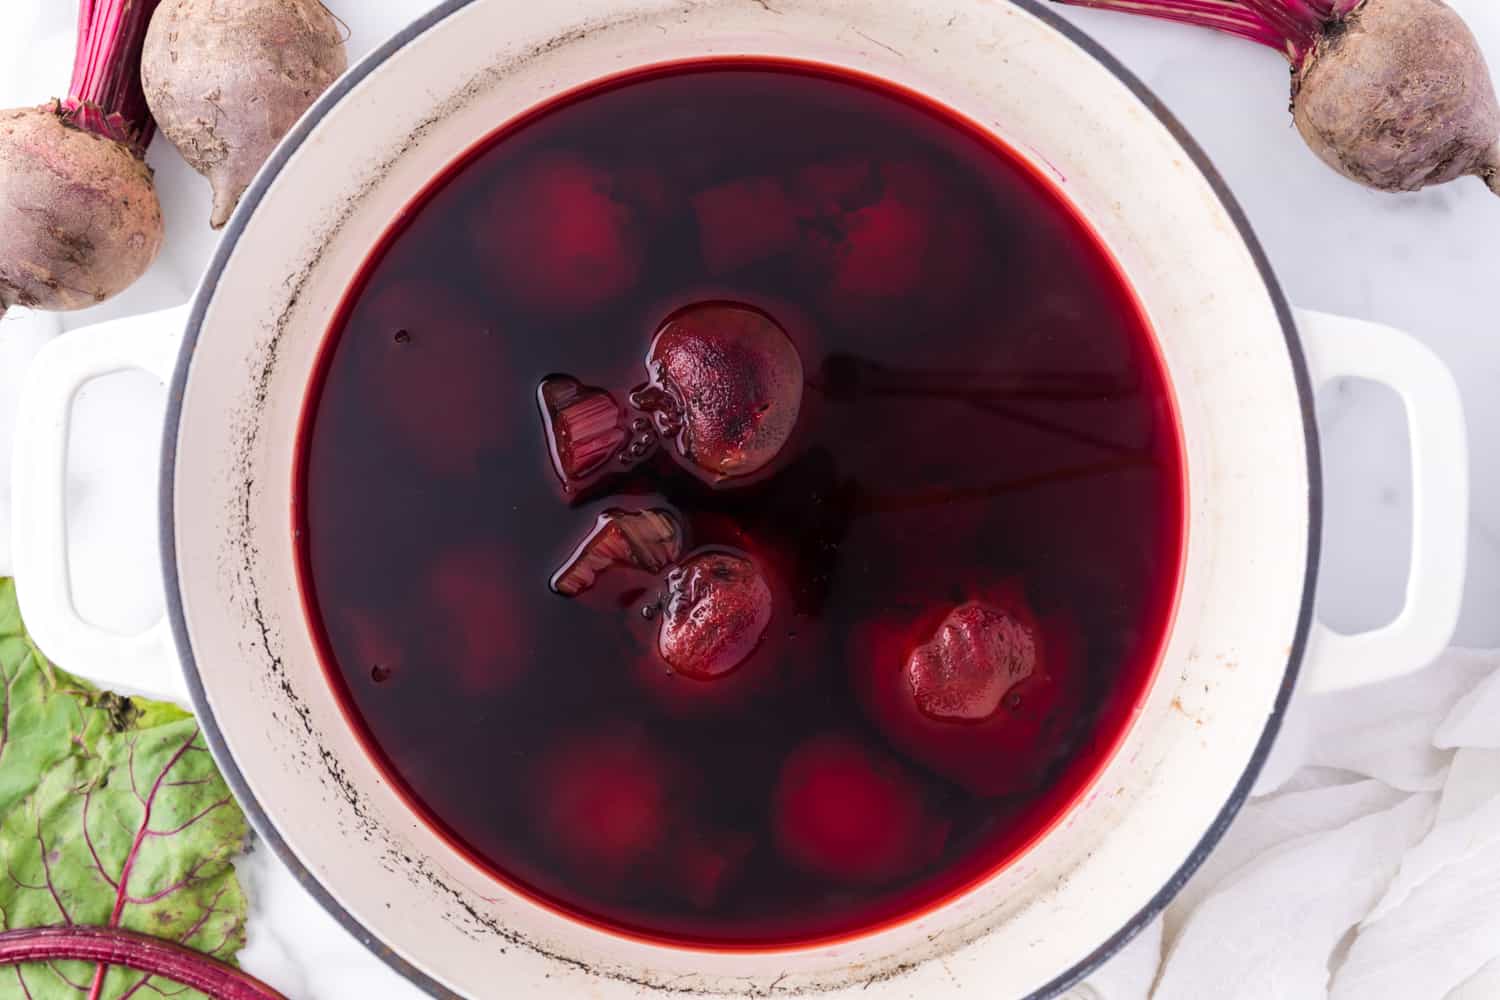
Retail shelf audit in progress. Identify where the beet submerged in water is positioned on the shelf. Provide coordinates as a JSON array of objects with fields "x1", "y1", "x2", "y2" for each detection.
[
  {"x1": 691, "y1": 159, "x2": 979, "y2": 322},
  {"x1": 657, "y1": 551, "x2": 774, "y2": 680},
  {"x1": 629, "y1": 520, "x2": 798, "y2": 717},
  {"x1": 538, "y1": 301, "x2": 805, "y2": 492},
  {"x1": 360, "y1": 279, "x2": 509, "y2": 474},
  {"x1": 426, "y1": 546, "x2": 532, "y2": 695},
  {"x1": 534, "y1": 724, "x2": 754, "y2": 906},
  {"x1": 534, "y1": 724, "x2": 672, "y2": 886},
  {"x1": 773, "y1": 733, "x2": 949, "y2": 886},
  {"x1": 852, "y1": 582, "x2": 1082, "y2": 797},
  {"x1": 550, "y1": 508, "x2": 685, "y2": 598},
  {"x1": 472, "y1": 152, "x2": 645, "y2": 315},
  {"x1": 643, "y1": 303, "x2": 806, "y2": 484}
]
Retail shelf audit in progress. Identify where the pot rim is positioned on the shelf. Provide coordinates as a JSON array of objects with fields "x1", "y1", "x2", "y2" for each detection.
[{"x1": 159, "y1": 1, "x2": 1322, "y2": 996}]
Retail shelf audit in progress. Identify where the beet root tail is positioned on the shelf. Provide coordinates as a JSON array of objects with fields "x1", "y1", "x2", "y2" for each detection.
[
  {"x1": 209, "y1": 171, "x2": 241, "y2": 230},
  {"x1": 1484, "y1": 142, "x2": 1500, "y2": 197}
]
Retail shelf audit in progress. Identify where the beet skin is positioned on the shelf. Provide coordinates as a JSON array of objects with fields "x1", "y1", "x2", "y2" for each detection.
[
  {"x1": 1294, "y1": 0, "x2": 1500, "y2": 194},
  {"x1": 143, "y1": 0, "x2": 348, "y2": 228},
  {"x1": 0, "y1": 107, "x2": 164, "y2": 318}
]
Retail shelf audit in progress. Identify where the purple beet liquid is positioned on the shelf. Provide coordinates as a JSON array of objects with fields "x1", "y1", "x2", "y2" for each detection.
[{"x1": 295, "y1": 62, "x2": 1185, "y2": 947}]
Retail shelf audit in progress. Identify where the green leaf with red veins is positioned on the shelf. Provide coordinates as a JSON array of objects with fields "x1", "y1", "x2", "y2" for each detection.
[
  {"x1": 0, "y1": 580, "x2": 251, "y2": 999},
  {"x1": 0, "y1": 580, "x2": 189, "y2": 821}
]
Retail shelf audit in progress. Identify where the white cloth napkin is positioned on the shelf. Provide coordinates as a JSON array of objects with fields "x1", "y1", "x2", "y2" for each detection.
[
  {"x1": 1071, "y1": 651, "x2": 1500, "y2": 1000},
  {"x1": 6, "y1": 2, "x2": 1498, "y2": 999}
]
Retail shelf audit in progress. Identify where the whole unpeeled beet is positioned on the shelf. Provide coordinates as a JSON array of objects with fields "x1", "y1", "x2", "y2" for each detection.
[
  {"x1": 1294, "y1": 0, "x2": 1500, "y2": 194},
  {"x1": 0, "y1": 107, "x2": 163, "y2": 317},
  {"x1": 143, "y1": 0, "x2": 347, "y2": 228}
]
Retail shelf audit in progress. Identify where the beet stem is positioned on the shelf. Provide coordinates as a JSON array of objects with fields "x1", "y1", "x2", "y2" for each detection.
[
  {"x1": 0, "y1": 927, "x2": 285, "y2": 1000},
  {"x1": 64, "y1": 0, "x2": 166, "y2": 154},
  {"x1": 1055, "y1": 0, "x2": 1291, "y2": 53},
  {"x1": 1238, "y1": 0, "x2": 1322, "y2": 51},
  {"x1": 1051, "y1": 0, "x2": 1366, "y2": 62}
]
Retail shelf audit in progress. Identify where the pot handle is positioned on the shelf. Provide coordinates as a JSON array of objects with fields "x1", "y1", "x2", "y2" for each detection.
[
  {"x1": 1297, "y1": 307, "x2": 1468, "y2": 693},
  {"x1": 10, "y1": 307, "x2": 189, "y2": 703}
]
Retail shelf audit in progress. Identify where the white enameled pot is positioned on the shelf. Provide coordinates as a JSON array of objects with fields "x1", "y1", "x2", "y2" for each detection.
[{"x1": 9, "y1": 1, "x2": 1471, "y2": 997}]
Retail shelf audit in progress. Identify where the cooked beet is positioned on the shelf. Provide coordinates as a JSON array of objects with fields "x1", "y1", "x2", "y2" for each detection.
[
  {"x1": 772, "y1": 733, "x2": 948, "y2": 885},
  {"x1": 426, "y1": 546, "x2": 531, "y2": 696},
  {"x1": 536, "y1": 376, "x2": 632, "y2": 487},
  {"x1": 1055, "y1": 0, "x2": 1500, "y2": 196},
  {"x1": 538, "y1": 300, "x2": 806, "y2": 492},
  {"x1": 628, "y1": 519, "x2": 803, "y2": 718},
  {"x1": 819, "y1": 161, "x2": 936, "y2": 301},
  {"x1": 663, "y1": 828, "x2": 756, "y2": 910},
  {"x1": 142, "y1": 0, "x2": 347, "y2": 228},
  {"x1": 534, "y1": 724, "x2": 671, "y2": 885},
  {"x1": 0, "y1": 1, "x2": 166, "y2": 319},
  {"x1": 360, "y1": 279, "x2": 508, "y2": 474},
  {"x1": 851, "y1": 581, "x2": 1082, "y2": 797},
  {"x1": 471, "y1": 152, "x2": 644, "y2": 314},
  {"x1": 657, "y1": 551, "x2": 774, "y2": 680},
  {"x1": 692, "y1": 176, "x2": 800, "y2": 273},
  {"x1": 642, "y1": 302, "x2": 805, "y2": 484},
  {"x1": 550, "y1": 508, "x2": 685, "y2": 598}
]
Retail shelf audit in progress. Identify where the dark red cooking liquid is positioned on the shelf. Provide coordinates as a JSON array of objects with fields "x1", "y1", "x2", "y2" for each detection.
[{"x1": 296, "y1": 62, "x2": 1185, "y2": 947}]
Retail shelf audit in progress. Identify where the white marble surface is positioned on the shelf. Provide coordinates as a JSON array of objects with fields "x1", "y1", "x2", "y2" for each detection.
[{"x1": 2, "y1": 1, "x2": 1498, "y2": 997}]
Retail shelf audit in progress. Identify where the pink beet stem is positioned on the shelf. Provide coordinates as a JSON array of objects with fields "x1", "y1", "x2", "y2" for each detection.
[
  {"x1": 0, "y1": 927, "x2": 286, "y2": 1000},
  {"x1": 1052, "y1": 0, "x2": 1367, "y2": 63},
  {"x1": 63, "y1": 0, "x2": 165, "y2": 155},
  {"x1": 1056, "y1": 0, "x2": 1287, "y2": 50}
]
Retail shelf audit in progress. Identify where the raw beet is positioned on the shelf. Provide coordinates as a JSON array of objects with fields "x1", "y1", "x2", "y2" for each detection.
[
  {"x1": 142, "y1": 0, "x2": 347, "y2": 228},
  {"x1": 1293, "y1": 0, "x2": 1500, "y2": 194},
  {"x1": 643, "y1": 302, "x2": 805, "y2": 484},
  {"x1": 1053, "y1": 0, "x2": 1500, "y2": 197},
  {"x1": 772, "y1": 733, "x2": 948, "y2": 885},
  {"x1": 851, "y1": 580, "x2": 1082, "y2": 797},
  {"x1": 359, "y1": 279, "x2": 508, "y2": 474},
  {"x1": 533, "y1": 724, "x2": 672, "y2": 886},
  {"x1": 471, "y1": 152, "x2": 644, "y2": 314},
  {"x1": 426, "y1": 546, "x2": 531, "y2": 695},
  {"x1": 0, "y1": 107, "x2": 164, "y2": 318}
]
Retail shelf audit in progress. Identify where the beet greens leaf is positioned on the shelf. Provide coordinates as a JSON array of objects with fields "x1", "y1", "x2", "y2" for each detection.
[{"x1": 0, "y1": 579, "x2": 252, "y2": 998}]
